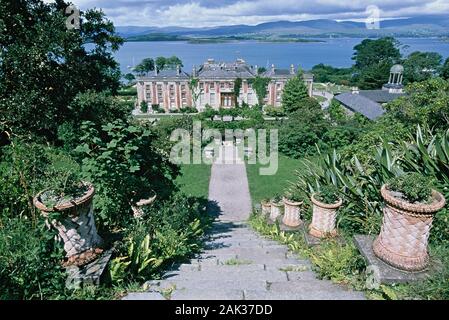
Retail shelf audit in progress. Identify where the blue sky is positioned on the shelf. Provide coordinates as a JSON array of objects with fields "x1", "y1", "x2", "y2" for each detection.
[{"x1": 46, "y1": 0, "x2": 449, "y2": 27}]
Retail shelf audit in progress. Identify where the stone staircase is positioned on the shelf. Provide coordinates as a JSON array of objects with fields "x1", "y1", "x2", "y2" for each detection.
[
  {"x1": 123, "y1": 147, "x2": 365, "y2": 300},
  {"x1": 123, "y1": 221, "x2": 365, "y2": 300}
]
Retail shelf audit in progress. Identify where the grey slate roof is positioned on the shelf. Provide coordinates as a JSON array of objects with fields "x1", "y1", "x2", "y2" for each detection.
[
  {"x1": 359, "y1": 89, "x2": 405, "y2": 103},
  {"x1": 197, "y1": 61, "x2": 257, "y2": 79},
  {"x1": 335, "y1": 92, "x2": 386, "y2": 121},
  {"x1": 138, "y1": 69, "x2": 190, "y2": 80}
]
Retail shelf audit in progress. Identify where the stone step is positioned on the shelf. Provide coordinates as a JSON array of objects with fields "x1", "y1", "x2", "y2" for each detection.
[
  {"x1": 202, "y1": 247, "x2": 288, "y2": 257},
  {"x1": 149, "y1": 279, "x2": 268, "y2": 293},
  {"x1": 162, "y1": 270, "x2": 288, "y2": 282},
  {"x1": 170, "y1": 288, "x2": 244, "y2": 300},
  {"x1": 268, "y1": 280, "x2": 365, "y2": 299},
  {"x1": 243, "y1": 289, "x2": 365, "y2": 300},
  {"x1": 121, "y1": 292, "x2": 166, "y2": 300}
]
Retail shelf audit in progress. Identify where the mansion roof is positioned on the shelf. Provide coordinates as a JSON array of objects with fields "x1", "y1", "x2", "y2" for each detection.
[{"x1": 137, "y1": 59, "x2": 313, "y2": 81}]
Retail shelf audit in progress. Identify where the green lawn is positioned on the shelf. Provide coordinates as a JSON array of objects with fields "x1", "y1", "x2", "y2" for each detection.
[
  {"x1": 246, "y1": 154, "x2": 307, "y2": 205},
  {"x1": 175, "y1": 164, "x2": 212, "y2": 199}
]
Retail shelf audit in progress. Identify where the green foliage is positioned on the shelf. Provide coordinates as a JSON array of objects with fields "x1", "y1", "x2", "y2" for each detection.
[
  {"x1": 385, "y1": 78, "x2": 449, "y2": 131},
  {"x1": 279, "y1": 100, "x2": 329, "y2": 158},
  {"x1": 140, "y1": 101, "x2": 148, "y2": 113},
  {"x1": 281, "y1": 75, "x2": 309, "y2": 114},
  {"x1": 0, "y1": 218, "x2": 66, "y2": 300},
  {"x1": 403, "y1": 51, "x2": 443, "y2": 83},
  {"x1": 315, "y1": 184, "x2": 340, "y2": 204},
  {"x1": 0, "y1": 1, "x2": 123, "y2": 141},
  {"x1": 352, "y1": 37, "x2": 401, "y2": 89},
  {"x1": 134, "y1": 58, "x2": 155, "y2": 75},
  {"x1": 311, "y1": 64, "x2": 353, "y2": 85},
  {"x1": 308, "y1": 240, "x2": 365, "y2": 284},
  {"x1": 264, "y1": 106, "x2": 286, "y2": 117},
  {"x1": 388, "y1": 173, "x2": 434, "y2": 203},
  {"x1": 38, "y1": 173, "x2": 88, "y2": 208},
  {"x1": 249, "y1": 76, "x2": 271, "y2": 106},
  {"x1": 234, "y1": 78, "x2": 242, "y2": 107},
  {"x1": 441, "y1": 58, "x2": 449, "y2": 80},
  {"x1": 327, "y1": 100, "x2": 349, "y2": 124},
  {"x1": 75, "y1": 120, "x2": 179, "y2": 230}
]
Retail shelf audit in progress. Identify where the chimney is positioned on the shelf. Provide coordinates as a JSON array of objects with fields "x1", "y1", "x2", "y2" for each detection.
[
  {"x1": 176, "y1": 65, "x2": 181, "y2": 76},
  {"x1": 192, "y1": 65, "x2": 197, "y2": 77},
  {"x1": 290, "y1": 64, "x2": 295, "y2": 75},
  {"x1": 255, "y1": 65, "x2": 259, "y2": 75},
  {"x1": 351, "y1": 87, "x2": 359, "y2": 94},
  {"x1": 154, "y1": 66, "x2": 158, "y2": 76},
  {"x1": 271, "y1": 64, "x2": 275, "y2": 73}
]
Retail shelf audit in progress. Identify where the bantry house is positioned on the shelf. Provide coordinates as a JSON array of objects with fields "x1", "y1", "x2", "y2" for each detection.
[{"x1": 136, "y1": 58, "x2": 314, "y2": 112}]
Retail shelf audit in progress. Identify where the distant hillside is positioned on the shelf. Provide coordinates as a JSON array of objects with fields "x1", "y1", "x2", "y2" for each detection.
[{"x1": 116, "y1": 15, "x2": 449, "y2": 41}]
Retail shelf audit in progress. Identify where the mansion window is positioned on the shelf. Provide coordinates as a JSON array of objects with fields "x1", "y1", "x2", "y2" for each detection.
[
  {"x1": 210, "y1": 93, "x2": 216, "y2": 104},
  {"x1": 220, "y1": 82, "x2": 225, "y2": 89},
  {"x1": 145, "y1": 85, "x2": 152, "y2": 101},
  {"x1": 210, "y1": 82, "x2": 215, "y2": 90},
  {"x1": 199, "y1": 82, "x2": 204, "y2": 90},
  {"x1": 157, "y1": 84, "x2": 163, "y2": 102}
]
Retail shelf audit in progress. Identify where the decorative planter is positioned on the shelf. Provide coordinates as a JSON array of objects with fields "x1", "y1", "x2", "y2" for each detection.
[
  {"x1": 204, "y1": 147, "x2": 215, "y2": 159},
  {"x1": 261, "y1": 201, "x2": 271, "y2": 217},
  {"x1": 282, "y1": 198, "x2": 303, "y2": 228},
  {"x1": 132, "y1": 193, "x2": 157, "y2": 219},
  {"x1": 34, "y1": 183, "x2": 103, "y2": 267},
  {"x1": 309, "y1": 194, "x2": 343, "y2": 238},
  {"x1": 372, "y1": 185, "x2": 446, "y2": 272},
  {"x1": 269, "y1": 200, "x2": 284, "y2": 223}
]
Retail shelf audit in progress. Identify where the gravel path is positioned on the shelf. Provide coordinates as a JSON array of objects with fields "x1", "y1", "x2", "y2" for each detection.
[{"x1": 123, "y1": 147, "x2": 365, "y2": 300}]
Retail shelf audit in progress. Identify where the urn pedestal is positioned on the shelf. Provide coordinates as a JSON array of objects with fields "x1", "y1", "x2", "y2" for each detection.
[
  {"x1": 309, "y1": 194, "x2": 342, "y2": 239},
  {"x1": 372, "y1": 185, "x2": 446, "y2": 272},
  {"x1": 269, "y1": 201, "x2": 284, "y2": 224},
  {"x1": 261, "y1": 201, "x2": 271, "y2": 217},
  {"x1": 34, "y1": 183, "x2": 103, "y2": 267},
  {"x1": 282, "y1": 198, "x2": 303, "y2": 228}
]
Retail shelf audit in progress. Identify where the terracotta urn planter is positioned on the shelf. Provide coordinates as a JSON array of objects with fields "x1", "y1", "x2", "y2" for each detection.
[
  {"x1": 269, "y1": 200, "x2": 284, "y2": 223},
  {"x1": 372, "y1": 185, "x2": 446, "y2": 272},
  {"x1": 309, "y1": 194, "x2": 343, "y2": 238},
  {"x1": 282, "y1": 198, "x2": 303, "y2": 228},
  {"x1": 261, "y1": 200, "x2": 271, "y2": 217},
  {"x1": 34, "y1": 182, "x2": 103, "y2": 267}
]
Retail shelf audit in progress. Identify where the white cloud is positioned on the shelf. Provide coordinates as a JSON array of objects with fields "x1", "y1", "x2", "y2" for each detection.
[{"x1": 43, "y1": 0, "x2": 449, "y2": 27}]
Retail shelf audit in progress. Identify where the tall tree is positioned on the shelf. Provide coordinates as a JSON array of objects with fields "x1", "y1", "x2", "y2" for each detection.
[
  {"x1": 0, "y1": 0, "x2": 124, "y2": 141},
  {"x1": 441, "y1": 57, "x2": 449, "y2": 80},
  {"x1": 135, "y1": 58, "x2": 155, "y2": 75},
  {"x1": 352, "y1": 37, "x2": 401, "y2": 89},
  {"x1": 403, "y1": 51, "x2": 443, "y2": 83},
  {"x1": 281, "y1": 75, "x2": 309, "y2": 114}
]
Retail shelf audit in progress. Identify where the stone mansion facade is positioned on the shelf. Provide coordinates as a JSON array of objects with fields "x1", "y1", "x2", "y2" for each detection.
[{"x1": 136, "y1": 59, "x2": 314, "y2": 112}]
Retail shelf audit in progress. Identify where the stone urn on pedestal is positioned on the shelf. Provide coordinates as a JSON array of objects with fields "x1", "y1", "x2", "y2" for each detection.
[
  {"x1": 269, "y1": 196, "x2": 284, "y2": 224},
  {"x1": 34, "y1": 182, "x2": 103, "y2": 267},
  {"x1": 260, "y1": 199, "x2": 271, "y2": 217},
  {"x1": 309, "y1": 188, "x2": 343, "y2": 238},
  {"x1": 373, "y1": 183, "x2": 446, "y2": 272},
  {"x1": 132, "y1": 192, "x2": 157, "y2": 219},
  {"x1": 282, "y1": 195, "x2": 303, "y2": 229}
]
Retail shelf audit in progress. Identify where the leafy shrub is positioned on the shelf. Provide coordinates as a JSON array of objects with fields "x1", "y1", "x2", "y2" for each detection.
[
  {"x1": 315, "y1": 184, "x2": 340, "y2": 204},
  {"x1": 0, "y1": 218, "x2": 66, "y2": 300},
  {"x1": 75, "y1": 120, "x2": 179, "y2": 230},
  {"x1": 140, "y1": 101, "x2": 148, "y2": 113},
  {"x1": 387, "y1": 173, "x2": 434, "y2": 203},
  {"x1": 308, "y1": 240, "x2": 365, "y2": 284},
  {"x1": 265, "y1": 106, "x2": 286, "y2": 117}
]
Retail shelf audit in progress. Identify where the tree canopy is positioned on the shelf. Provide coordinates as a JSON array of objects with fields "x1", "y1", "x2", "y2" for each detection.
[
  {"x1": 403, "y1": 51, "x2": 443, "y2": 83},
  {"x1": 281, "y1": 75, "x2": 309, "y2": 114},
  {"x1": 0, "y1": 0, "x2": 124, "y2": 141},
  {"x1": 352, "y1": 37, "x2": 401, "y2": 89}
]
